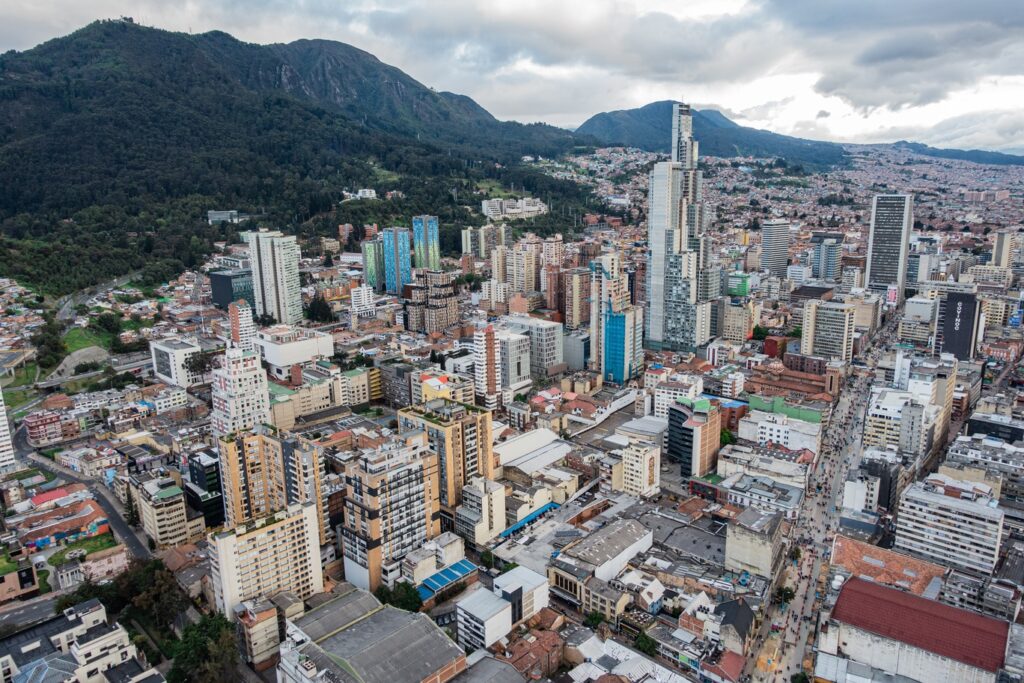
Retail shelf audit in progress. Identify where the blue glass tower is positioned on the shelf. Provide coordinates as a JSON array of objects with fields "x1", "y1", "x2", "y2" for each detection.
[
  {"x1": 383, "y1": 228, "x2": 412, "y2": 295},
  {"x1": 412, "y1": 215, "x2": 441, "y2": 271}
]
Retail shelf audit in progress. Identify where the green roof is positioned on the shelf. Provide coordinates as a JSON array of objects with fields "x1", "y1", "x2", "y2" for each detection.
[
  {"x1": 701, "y1": 473, "x2": 724, "y2": 484},
  {"x1": 267, "y1": 383, "x2": 296, "y2": 396},
  {"x1": 154, "y1": 486, "x2": 184, "y2": 500}
]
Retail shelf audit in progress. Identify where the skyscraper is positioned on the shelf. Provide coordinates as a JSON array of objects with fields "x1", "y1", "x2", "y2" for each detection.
[
  {"x1": 646, "y1": 102, "x2": 715, "y2": 352},
  {"x1": 591, "y1": 253, "x2": 643, "y2": 384},
  {"x1": 760, "y1": 219, "x2": 791, "y2": 278},
  {"x1": 227, "y1": 300, "x2": 255, "y2": 352},
  {"x1": 361, "y1": 238, "x2": 385, "y2": 291},
  {"x1": 382, "y1": 227, "x2": 413, "y2": 295},
  {"x1": 245, "y1": 230, "x2": 303, "y2": 325},
  {"x1": 473, "y1": 324, "x2": 502, "y2": 411},
  {"x1": 340, "y1": 432, "x2": 440, "y2": 591},
  {"x1": 397, "y1": 399, "x2": 495, "y2": 525},
  {"x1": 801, "y1": 300, "x2": 856, "y2": 362},
  {"x1": 412, "y1": 215, "x2": 441, "y2": 271},
  {"x1": 810, "y1": 232, "x2": 844, "y2": 280},
  {"x1": 993, "y1": 230, "x2": 1015, "y2": 269},
  {"x1": 0, "y1": 388, "x2": 14, "y2": 471},
  {"x1": 210, "y1": 347, "x2": 270, "y2": 438},
  {"x1": 866, "y1": 194, "x2": 913, "y2": 302}
]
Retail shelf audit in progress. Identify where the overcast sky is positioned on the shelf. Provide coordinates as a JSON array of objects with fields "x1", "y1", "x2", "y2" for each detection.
[{"x1": 4, "y1": 0, "x2": 1023, "y2": 152}]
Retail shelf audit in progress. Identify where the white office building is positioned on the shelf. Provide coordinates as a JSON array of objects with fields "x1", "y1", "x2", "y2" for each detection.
[
  {"x1": 245, "y1": 229, "x2": 303, "y2": 325},
  {"x1": 895, "y1": 475, "x2": 1003, "y2": 574},
  {"x1": 761, "y1": 219, "x2": 791, "y2": 278},
  {"x1": 505, "y1": 315, "x2": 565, "y2": 379},
  {"x1": 866, "y1": 194, "x2": 913, "y2": 303},
  {"x1": 456, "y1": 587, "x2": 513, "y2": 651},
  {"x1": 350, "y1": 284, "x2": 375, "y2": 317},
  {"x1": 150, "y1": 337, "x2": 206, "y2": 388},
  {"x1": 255, "y1": 325, "x2": 335, "y2": 380}
]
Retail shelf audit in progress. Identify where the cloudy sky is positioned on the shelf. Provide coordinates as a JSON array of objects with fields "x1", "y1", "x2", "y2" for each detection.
[{"x1": 3, "y1": 0, "x2": 1024, "y2": 152}]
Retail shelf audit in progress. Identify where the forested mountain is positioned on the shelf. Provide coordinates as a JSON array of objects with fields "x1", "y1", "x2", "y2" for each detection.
[
  {"x1": 0, "y1": 19, "x2": 590, "y2": 295},
  {"x1": 892, "y1": 142, "x2": 1024, "y2": 166},
  {"x1": 576, "y1": 100, "x2": 848, "y2": 169}
]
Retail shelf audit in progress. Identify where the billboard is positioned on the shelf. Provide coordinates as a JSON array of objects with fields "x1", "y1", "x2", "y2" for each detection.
[{"x1": 942, "y1": 292, "x2": 979, "y2": 360}]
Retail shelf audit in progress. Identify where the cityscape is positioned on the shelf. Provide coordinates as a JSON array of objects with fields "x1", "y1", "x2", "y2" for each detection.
[{"x1": 1, "y1": 7, "x2": 1024, "y2": 683}]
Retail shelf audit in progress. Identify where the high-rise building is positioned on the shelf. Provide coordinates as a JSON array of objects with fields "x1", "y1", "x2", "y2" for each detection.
[
  {"x1": 895, "y1": 475, "x2": 1003, "y2": 575},
  {"x1": 993, "y1": 230, "x2": 1016, "y2": 269},
  {"x1": 621, "y1": 441, "x2": 660, "y2": 498},
  {"x1": 382, "y1": 227, "x2": 413, "y2": 295},
  {"x1": 186, "y1": 451, "x2": 224, "y2": 528},
  {"x1": 667, "y1": 396, "x2": 721, "y2": 478},
  {"x1": 562, "y1": 267, "x2": 591, "y2": 330},
  {"x1": 473, "y1": 324, "x2": 502, "y2": 411},
  {"x1": 361, "y1": 238, "x2": 385, "y2": 291},
  {"x1": 350, "y1": 284, "x2": 375, "y2": 318},
  {"x1": 801, "y1": 300, "x2": 856, "y2": 362},
  {"x1": 496, "y1": 329, "x2": 532, "y2": 395},
  {"x1": 340, "y1": 433, "x2": 440, "y2": 591},
  {"x1": 404, "y1": 270, "x2": 459, "y2": 334},
  {"x1": 647, "y1": 103, "x2": 716, "y2": 352},
  {"x1": 217, "y1": 428, "x2": 328, "y2": 547},
  {"x1": 646, "y1": 161, "x2": 686, "y2": 348},
  {"x1": 150, "y1": 337, "x2": 206, "y2": 388},
  {"x1": 0, "y1": 387, "x2": 15, "y2": 471},
  {"x1": 228, "y1": 300, "x2": 256, "y2": 352},
  {"x1": 211, "y1": 347, "x2": 270, "y2": 438},
  {"x1": 760, "y1": 219, "x2": 791, "y2": 278},
  {"x1": 866, "y1": 194, "x2": 913, "y2": 302},
  {"x1": 211, "y1": 502, "x2": 323, "y2": 617},
  {"x1": 505, "y1": 315, "x2": 565, "y2": 379},
  {"x1": 397, "y1": 399, "x2": 495, "y2": 523},
  {"x1": 591, "y1": 253, "x2": 643, "y2": 384},
  {"x1": 491, "y1": 246, "x2": 509, "y2": 284},
  {"x1": 810, "y1": 232, "x2": 844, "y2": 280},
  {"x1": 245, "y1": 230, "x2": 303, "y2": 325},
  {"x1": 412, "y1": 215, "x2": 441, "y2": 271},
  {"x1": 510, "y1": 248, "x2": 540, "y2": 293},
  {"x1": 940, "y1": 292, "x2": 982, "y2": 361}
]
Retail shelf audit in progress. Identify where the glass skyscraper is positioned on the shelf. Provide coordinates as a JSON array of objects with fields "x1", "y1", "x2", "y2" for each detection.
[
  {"x1": 866, "y1": 194, "x2": 913, "y2": 302},
  {"x1": 412, "y1": 215, "x2": 441, "y2": 271},
  {"x1": 361, "y1": 239, "x2": 385, "y2": 292},
  {"x1": 382, "y1": 227, "x2": 412, "y2": 295}
]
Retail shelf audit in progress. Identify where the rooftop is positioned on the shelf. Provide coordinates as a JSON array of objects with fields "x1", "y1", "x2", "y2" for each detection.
[
  {"x1": 563, "y1": 519, "x2": 651, "y2": 567},
  {"x1": 831, "y1": 535, "x2": 946, "y2": 598},
  {"x1": 831, "y1": 577, "x2": 1009, "y2": 673}
]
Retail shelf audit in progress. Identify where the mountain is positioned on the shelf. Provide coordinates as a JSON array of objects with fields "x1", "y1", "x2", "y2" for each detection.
[
  {"x1": 576, "y1": 100, "x2": 848, "y2": 169},
  {"x1": 0, "y1": 20, "x2": 591, "y2": 295},
  {"x1": 892, "y1": 141, "x2": 1024, "y2": 166}
]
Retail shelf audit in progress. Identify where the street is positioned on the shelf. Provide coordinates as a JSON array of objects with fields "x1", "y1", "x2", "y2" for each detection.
[
  {"x1": 11, "y1": 425, "x2": 151, "y2": 561},
  {"x1": 747, "y1": 313, "x2": 899, "y2": 682},
  {"x1": 0, "y1": 593, "x2": 63, "y2": 629}
]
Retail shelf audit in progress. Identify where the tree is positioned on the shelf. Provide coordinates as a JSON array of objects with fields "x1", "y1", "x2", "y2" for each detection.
[
  {"x1": 773, "y1": 586, "x2": 796, "y2": 604},
  {"x1": 133, "y1": 569, "x2": 187, "y2": 629},
  {"x1": 720, "y1": 429, "x2": 736, "y2": 446},
  {"x1": 124, "y1": 493, "x2": 139, "y2": 527},
  {"x1": 168, "y1": 613, "x2": 237, "y2": 683},
  {"x1": 376, "y1": 581, "x2": 422, "y2": 612},
  {"x1": 751, "y1": 325, "x2": 769, "y2": 341},
  {"x1": 634, "y1": 632, "x2": 658, "y2": 656},
  {"x1": 480, "y1": 550, "x2": 495, "y2": 569},
  {"x1": 306, "y1": 293, "x2": 334, "y2": 323},
  {"x1": 789, "y1": 546, "x2": 802, "y2": 562},
  {"x1": 322, "y1": 252, "x2": 334, "y2": 267},
  {"x1": 184, "y1": 351, "x2": 214, "y2": 377},
  {"x1": 584, "y1": 611, "x2": 604, "y2": 629},
  {"x1": 791, "y1": 673, "x2": 810, "y2": 683},
  {"x1": 788, "y1": 325, "x2": 802, "y2": 339},
  {"x1": 256, "y1": 313, "x2": 276, "y2": 327}
]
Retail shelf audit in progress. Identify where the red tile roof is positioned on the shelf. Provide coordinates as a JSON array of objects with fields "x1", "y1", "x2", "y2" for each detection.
[{"x1": 831, "y1": 577, "x2": 1008, "y2": 673}]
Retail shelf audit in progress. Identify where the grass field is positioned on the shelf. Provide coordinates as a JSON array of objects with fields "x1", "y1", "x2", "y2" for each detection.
[
  {"x1": 122, "y1": 317, "x2": 155, "y2": 332},
  {"x1": 37, "y1": 569, "x2": 51, "y2": 594},
  {"x1": 476, "y1": 178, "x2": 517, "y2": 198},
  {"x1": 48, "y1": 533, "x2": 118, "y2": 567},
  {"x1": 2, "y1": 387, "x2": 36, "y2": 412},
  {"x1": 1, "y1": 362, "x2": 37, "y2": 388},
  {"x1": 0, "y1": 553, "x2": 17, "y2": 576},
  {"x1": 63, "y1": 326, "x2": 113, "y2": 352}
]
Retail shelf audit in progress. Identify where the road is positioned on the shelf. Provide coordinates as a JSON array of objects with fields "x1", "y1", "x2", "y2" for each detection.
[
  {"x1": 12, "y1": 426, "x2": 151, "y2": 561},
  {"x1": 56, "y1": 272, "x2": 139, "y2": 322},
  {"x1": 0, "y1": 593, "x2": 63, "y2": 629},
  {"x1": 748, "y1": 313, "x2": 900, "y2": 683}
]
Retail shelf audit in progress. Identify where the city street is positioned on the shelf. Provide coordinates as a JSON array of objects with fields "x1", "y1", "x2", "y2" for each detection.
[
  {"x1": 748, "y1": 314, "x2": 899, "y2": 682},
  {"x1": 11, "y1": 426, "x2": 152, "y2": 561}
]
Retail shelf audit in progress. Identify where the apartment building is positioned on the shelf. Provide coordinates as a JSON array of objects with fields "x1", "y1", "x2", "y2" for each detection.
[
  {"x1": 211, "y1": 502, "x2": 323, "y2": 618},
  {"x1": 398, "y1": 399, "x2": 495, "y2": 520},
  {"x1": 621, "y1": 441, "x2": 661, "y2": 498},
  {"x1": 218, "y1": 428, "x2": 328, "y2": 547},
  {"x1": 340, "y1": 433, "x2": 440, "y2": 591},
  {"x1": 505, "y1": 315, "x2": 566, "y2": 379},
  {"x1": 149, "y1": 337, "x2": 206, "y2": 388},
  {"x1": 131, "y1": 476, "x2": 205, "y2": 549},
  {"x1": 455, "y1": 476, "x2": 507, "y2": 549},
  {"x1": 895, "y1": 475, "x2": 1004, "y2": 574},
  {"x1": 667, "y1": 396, "x2": 721, "y2": 478},
  {"x1": 245, "y1": 229, "x2": 303, "y2": 325},
  {"x1": 211, "y1": 347, "x2": 270, "y2": 438}
]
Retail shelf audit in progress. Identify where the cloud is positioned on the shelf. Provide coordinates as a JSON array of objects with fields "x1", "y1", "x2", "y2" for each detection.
[{"x1": 1, "y1": 0, "x2": 1023, "y2": 150}]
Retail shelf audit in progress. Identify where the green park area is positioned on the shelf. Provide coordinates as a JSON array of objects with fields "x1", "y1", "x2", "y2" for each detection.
[{"x1": 48, "y1": 533, "x2": 118, "y2": 567}]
